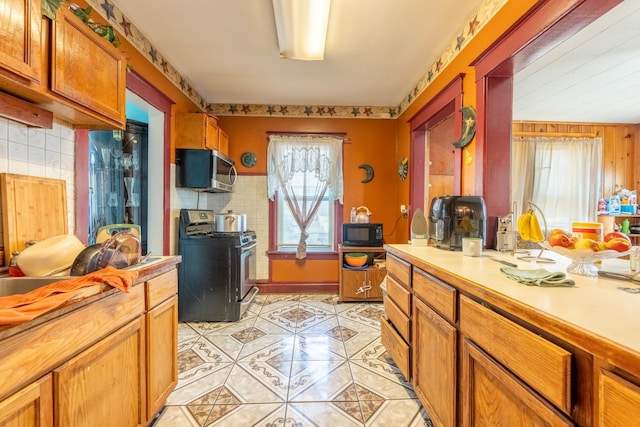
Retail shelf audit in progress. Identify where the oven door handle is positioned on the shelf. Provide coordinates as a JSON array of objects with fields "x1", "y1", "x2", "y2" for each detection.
[{"x1": 242, "y1": 242, "x2": 258, "y2": 251}]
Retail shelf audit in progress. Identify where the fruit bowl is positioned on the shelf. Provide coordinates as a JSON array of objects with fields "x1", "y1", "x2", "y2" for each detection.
[
  {"x1": 344, "y1": 252, "x2": 368, "y2": 267},
  {"x1": 539, "y1": 241, "x2": 633, "y2": 276}
]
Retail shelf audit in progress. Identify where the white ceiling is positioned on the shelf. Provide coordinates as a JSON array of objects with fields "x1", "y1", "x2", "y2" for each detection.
[
  {"x1": 110, "y1": 0, "x2": 639, "y2": 124},
  {"x1": 513, "y1": 0, "x2": 640, "y2": 124},
  {"x1": 110, "y1": 0, "x2": 484, "y2": 107}
]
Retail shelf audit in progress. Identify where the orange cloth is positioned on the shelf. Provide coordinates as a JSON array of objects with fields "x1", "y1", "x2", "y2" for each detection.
[{"x1": 0, "y1": 266, "x2": 138, "y2": 325}]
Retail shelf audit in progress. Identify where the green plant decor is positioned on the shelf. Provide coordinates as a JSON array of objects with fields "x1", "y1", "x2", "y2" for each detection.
[{"x1": 42, "y1": 1, "x2": 121, "y2": 48}]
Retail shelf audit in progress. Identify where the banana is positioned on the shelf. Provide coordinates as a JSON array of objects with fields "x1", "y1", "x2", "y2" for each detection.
[
  {"x1": 529, "y1": 210, "x2": 544, "y2": 242},
  {"x1": 517, "y1": 211, "x2": 531, "y2": 240}
]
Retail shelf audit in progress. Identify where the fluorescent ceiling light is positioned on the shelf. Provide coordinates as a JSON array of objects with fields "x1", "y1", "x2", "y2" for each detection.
[{"x1": 272, "y1": 0, "x2": 331, "y2": 60}]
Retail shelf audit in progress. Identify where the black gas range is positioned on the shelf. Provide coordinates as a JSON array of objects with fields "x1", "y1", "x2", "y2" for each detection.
[{"x1": 177, "y1": 209, "x2": 258, "y2": 322}]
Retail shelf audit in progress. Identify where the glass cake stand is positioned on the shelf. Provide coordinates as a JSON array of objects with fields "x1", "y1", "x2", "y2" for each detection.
[{"x1": 539, "y1": 242, "x2": 632, "y2": 276}]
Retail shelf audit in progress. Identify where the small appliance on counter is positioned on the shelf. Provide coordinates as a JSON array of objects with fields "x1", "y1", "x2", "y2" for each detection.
[
  {"x1": 495, "y1": 214, "x2": 517, "y2": 252},
  {"x1": 428, "y1": 195, "x2": 486, "y2": 250},
  {"x1": 410, "y1": 208, "x2": 429, "y2": 246},
  {"x1": 342, "y1": 223, "x2": 383, "y2": 247}
]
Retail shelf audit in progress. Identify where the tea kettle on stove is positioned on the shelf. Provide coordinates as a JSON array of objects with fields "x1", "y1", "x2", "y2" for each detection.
[{"x1": 355, "y1": 206, "x2": 372, "y2": 223}]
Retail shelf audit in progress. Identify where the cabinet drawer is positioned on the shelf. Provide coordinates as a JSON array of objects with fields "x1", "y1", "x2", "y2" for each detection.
[
  {"x1": 146, "y1": 269, "x2": 178, "y2": 309},
  {"x1": 413, "y1": 268, "x2": 456, "y2": 323},
  {"x1": 386, "y1": 297, "x2": 410, "y2": 342},
  {"x1": 459, "y1": 295, "x2": 572, "y2": 414},
  {"x1": 386, "y1": 275, "x2": 411, "y2": 315},
  {"x1": 599, "y1": 369, "x2": 640, "y2": 426},
  {"x1": 380, "y1": 316, "x2": 410, "y2": 381},
  {"x1": 386, "y1": 254, "x2": 411, "y2": 288}
]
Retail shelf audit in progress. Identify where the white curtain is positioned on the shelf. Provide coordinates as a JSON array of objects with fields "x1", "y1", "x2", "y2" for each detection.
[
  {"x1": 511, "y1": 136, "x2": 602, "y2": 231},
  {"x1": 267, "y1": 134, "x2": 343, "y2": 259}
]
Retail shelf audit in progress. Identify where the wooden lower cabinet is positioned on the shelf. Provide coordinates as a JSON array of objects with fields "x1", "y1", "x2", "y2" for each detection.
[
  {"x1": 54, "y1": 317, "x2": 146, "y2": 427},
  {"x1": 598, "y1": 369, "x2": 640, "y2": 426},
  {"x1": 339, "y1": 245, "x2": 386, "y2": 302},
  {"x1": 0, "y1": 374, "x2": 53, "y2": 427},
  {"x1": 412, "y1": 296, "x2": 457, "y2": 427},
  {"x1": 146, "y1": 295, "x2": 178, "y2": 420},
  {"x1": 340, "y1": 268, "x2": 385, "y2": 301},
  {"x1": 461, "y1": 338, "x2": 573, "y2": 427}
]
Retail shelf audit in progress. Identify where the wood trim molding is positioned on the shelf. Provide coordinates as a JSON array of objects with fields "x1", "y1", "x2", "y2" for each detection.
[
  {"x1": 408, "y1": 74, "x2": 464, "y2": 131},
  {"x1": 126, "y1": 70, "x2": 175, "y2": 255},
  {"x1": 0, "y1": 91, "x2": 53, "y2": 128}
]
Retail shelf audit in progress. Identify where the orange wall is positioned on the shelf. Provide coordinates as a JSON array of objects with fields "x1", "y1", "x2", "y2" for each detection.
[
  {"x1": 217, "y1": 115, "x2": 399, "y2": 283},
  {"x1": 217, "y1": 115, "x2": 403, "y2": 239}
]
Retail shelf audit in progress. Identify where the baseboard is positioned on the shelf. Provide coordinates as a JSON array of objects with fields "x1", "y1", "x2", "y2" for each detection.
[{"x1": 256, "y1": 283, "x2": 339, "y2": 293}]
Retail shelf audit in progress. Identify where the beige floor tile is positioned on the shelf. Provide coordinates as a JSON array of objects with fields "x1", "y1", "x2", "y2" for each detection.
[
  {"x1": 349, "y1": 361, "x2": 416, "y2": 400},
  {"x1": 231, "y1": 361, "x2": 290, "y2": 401},
  {"x1": 237, "y1": 334, "x2": 296, "y2": 362},
  {"x1": 292, "y1": 333, "x2": 347, "y2": 361},
  {"x1": 168, "y1": 364, "x2": 233, "y2": 405},
  {"x1": 364, "y1": 399, "x2": 433, "y2": 427},
  {"x1": 154, "y1": 406, "x2": 200, "y2": 426},
  {"x1": 286, "y1": 402, "x2": 365, "y2": 426},
  {"x1": 287, "y1": 360, "x2": 352, "y2": 402},
  {"x1": 205, "y1": 403, "x2": 286, "y2": 426}
]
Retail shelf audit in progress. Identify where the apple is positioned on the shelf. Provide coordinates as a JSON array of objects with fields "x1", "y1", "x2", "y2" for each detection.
[
  {"x1": 574, "y1": 238, "x2": 600, "y2": 251},
  {"x1": 604, "y1": 237, "x2": 632, "y2": 252},
  {"x1": 548, "y1": 232, "x2": 573, "y2": 248},
  {"x1": 604, "y1": 231, "x2": 631, "y2": 244},
  {"x1": 550, "y1": 228, "x2": 570, "y2": 237}
]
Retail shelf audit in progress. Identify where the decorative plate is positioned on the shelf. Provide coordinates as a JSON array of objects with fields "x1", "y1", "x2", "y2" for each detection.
[
  {"x1": 398, "y1": 157, "x2": 408, "y2": 180},
  {"x1": 241, "y1": 152, "x2": 257, "y2": 168}
]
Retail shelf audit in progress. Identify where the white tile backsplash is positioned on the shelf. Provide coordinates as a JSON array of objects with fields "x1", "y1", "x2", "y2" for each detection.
[
  {"x1": 0, "y1": 117, "x2": 76, "y2": 248},
  {"x1": 206, "y1": 175, "x2": 269, "y2": 280}
]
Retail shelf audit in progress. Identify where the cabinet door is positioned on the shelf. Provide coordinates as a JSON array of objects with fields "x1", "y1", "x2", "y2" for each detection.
[
  {"x1": 599, "y1": 369, "x2": 640, "y2": 426},
  {"x1": 205, "y1": 115, "x2": 220, "y2": 150},
  {"x1": 50, "y1": 8, "x2": 126, "y2": 126},
  {"x1": 146, "y1": 296, "x2": 178, "y2": 420},
  {"x1": 461, "y1": 338, "x2": 573, "y2": 427},
  {"x1": 366, "y1": 268, "x2": 386, "y2": 299},
  {"x1": 340, "y1": 269, "x2": 367, "y2": 301},
  {"x1": 0, "y1": 0, "x2": 43, "y2": 84},
  {"x1": 0, "y1": 374, "x2": 53, "y2": 427},
  {"x1": 54, "y1": 317, "x2": 146, "y2": 427},
  {"x1": 218, "y1": 127, "x2": 229, "y2": 155},
  {"x1": 413, "y1": 296, "x2": 457, "y2": 427}
]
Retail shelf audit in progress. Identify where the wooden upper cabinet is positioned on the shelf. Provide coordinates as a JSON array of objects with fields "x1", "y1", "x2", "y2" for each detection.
[
  {"x1": 218, "y1": 127, "x2": 229, "y2": 155},
  {"x1": 50, "y1": 8, "x2": 126, "y2": 127},
  {"x1": 176, "y1": 113, "x2": 221, "y2": 150},
  {"x1": 0, "y1": 0, "x2": 44, "y2": 85}
]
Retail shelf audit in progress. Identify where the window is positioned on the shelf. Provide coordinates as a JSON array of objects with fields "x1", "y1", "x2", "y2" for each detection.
[
  {"x1": 512, "y1": 136, "x2": 602, "y2": 231},
  {"x1": 276, "y1": 182, "x2": 335, "y2": 251},
  {"x1": 267, "y1": 134, "x2": 343, "y2": 259}
]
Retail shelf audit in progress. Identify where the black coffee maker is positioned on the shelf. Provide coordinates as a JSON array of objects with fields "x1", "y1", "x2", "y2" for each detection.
[{"x1": 428, "y1": 195, "x2": 486, "y2": 250}]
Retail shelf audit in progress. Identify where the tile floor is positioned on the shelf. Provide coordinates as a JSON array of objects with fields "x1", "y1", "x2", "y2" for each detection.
[{"x1": 154, "y1": 293, "x2": 434, "y2": 427}]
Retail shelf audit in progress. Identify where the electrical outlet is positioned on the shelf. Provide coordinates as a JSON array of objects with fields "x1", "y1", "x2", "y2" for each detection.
[{"x1": 400, "y1": 205, "x2": 409, "y2": 217}]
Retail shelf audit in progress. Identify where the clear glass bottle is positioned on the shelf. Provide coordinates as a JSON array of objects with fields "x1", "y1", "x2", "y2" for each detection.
[{"x1": 350, "y1": 207, "x2": 356, "y2": 223}]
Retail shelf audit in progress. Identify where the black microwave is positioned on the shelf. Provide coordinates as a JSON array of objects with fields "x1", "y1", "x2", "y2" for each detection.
[{"x1": 342, "y1": 223, "x2": 383, "y2": 247}]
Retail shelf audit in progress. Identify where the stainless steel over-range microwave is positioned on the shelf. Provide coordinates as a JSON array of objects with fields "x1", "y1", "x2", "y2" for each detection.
[{"x1": 175, "y1": 148, "x2": 237, "y2": 192}]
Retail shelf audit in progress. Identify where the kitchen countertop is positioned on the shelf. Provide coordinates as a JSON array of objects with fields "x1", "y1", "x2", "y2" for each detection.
[
  {"x1": 0, "y1": 255, "x2": 181, "y2": 339},
  {"x1": 384, "y1": 244, "x2": 640, "y2": 355}
]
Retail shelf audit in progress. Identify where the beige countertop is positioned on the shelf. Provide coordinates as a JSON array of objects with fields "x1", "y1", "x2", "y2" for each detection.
[{"x1": 384, "y1": 244, "x2": 640, "y2": 354}]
